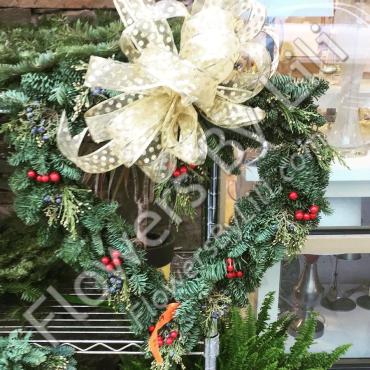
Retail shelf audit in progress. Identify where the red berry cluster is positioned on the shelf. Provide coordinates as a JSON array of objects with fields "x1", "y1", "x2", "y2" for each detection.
[
  {"x1": 288, "y1": 191, "x2": 320, "y2": 222},
  {"x1": 27, "y1": 169, "x2": 61, "y2": 183},
  {"x1": 101, "y1": 250, "x2": 123, "y2": 272},
  {"x1": 149, "y1": 326, "x2": 178, "y2": 347},
  {"x1": 295, "y1": 205, "x2": 320, "y2": 221},
  {"x1": 172, "y1": 164, "x2": 197, "y2": 178},
  {"x1": 225, "y1": 258, "x2": 244, "y2": 279}
]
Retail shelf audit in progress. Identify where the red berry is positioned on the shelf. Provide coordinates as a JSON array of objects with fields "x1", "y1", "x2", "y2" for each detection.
[
  {"x1": 309, "y1": 205, "x2": 320, "y2": 214},
  {"x1": 226, "y1": 258, "x2": 233, "y2": 265},
  {"x1": 101, "y1": 256, "x2": 110, "y2": 265},
  {"x1": 41, "y1": 175, "x2": 50, "y2": 183},
  {"x1": 309, "y1": 213, "x2": 317, "y2": 220},
  {"x1": 106, "y1": 263, "x2": 115, "y2": 272},
  {"x1": 27, "y1": 170, "x2": 37, "y2": 179},
  {"x1": 166, "y1": 337, "x2": 174, "y2": 345},
  {"x1": 149, "y1": 326, "x2": 155, "y2": 333},
  {"x1": 227, "y1": 265, "x2": 234, "y2": 272},
  {"x1": 157, "y1": 335, "x2": 164, "y2": 346},
  {"x1": 111, "y1": 250, "x2": 121, "y2": 258},
  {"x1": 36, "y1": 175, "x2": 43, "y2": 182},
  {"x1": 49, "y1": 171, "x2": 61, "y2": 183},
  {"x1": 170, "y1": 331, "x2": 178, "y2": 339},
  {"x1": 226, "y1": 272, "x2": 235, "y2": 279},
  {"x1": 236, "y1": 271, "x2": 244, "y2": 278},
  {"x1": 112, "y1": 257, "x2": 122, "y2": 266},
  {"x1": 303, "y1": 213, "x2": 311, "y2": 221},
  {"x1": 173, "y1": 169, "x2": 181, "y2": 177},
  {"x1": 180, "y1": 165, "x2": 187, "y2": 174},
  {"x1": 189, "y1": 164, "x2": 197, "y2": 170},
  {"x1": 294, "y1": 210, "x2": 304, "y2": 221},
  {"x1": 288, "y1": 191, "x2": 299, "y2": 201}
]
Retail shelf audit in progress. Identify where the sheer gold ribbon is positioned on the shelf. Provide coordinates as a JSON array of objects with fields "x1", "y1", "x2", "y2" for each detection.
[{"x1": 57, "y1": 0, "x2": 279, "y2": 182}]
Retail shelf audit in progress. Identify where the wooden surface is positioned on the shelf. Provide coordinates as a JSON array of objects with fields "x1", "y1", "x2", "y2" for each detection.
[
  {"x1": 219, "y1": 167, "x2": 259, "y2": 311},
  {"x1": 0, "y1": 0, "x2": 114, "y2": 8}
]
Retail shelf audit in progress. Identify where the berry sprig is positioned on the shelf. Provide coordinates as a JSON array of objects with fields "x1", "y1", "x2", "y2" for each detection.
[
  {"x1": 25, "y1": 106, "x2": 52, "y2": 146},
  {"x1": 107, "y1": 273, "x2": 123, "y2": 295},
  {"x1": 294, "y1": 204, "x2": 320, "y2": 222},
  {"x1": 30, "y1": 120, "x2": 49, "y2": 143},
  {"x1": 149, "y1": 326, "x2": 179, "y2": 347},
  {"x1": 172, "y1": 164, "x2": 197, "y2": 178},
  {"x1": 101, "y1": 250, "x2": 124, "y2": 272},
  {"x1": 43, "y1": 194, "x2": 62, "y2": 205},
  {"x1": 288, "y1": 191, "x2": 320, "y2": 222},
  {"x1": 225, "y1": 258, "x2": 244, "y2": 279},
  {"x1": 27, "y1": 169, "x2": 61, "y2": 183}
]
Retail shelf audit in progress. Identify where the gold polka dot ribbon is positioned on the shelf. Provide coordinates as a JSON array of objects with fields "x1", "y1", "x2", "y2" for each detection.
[{"x1": 57, "y1": 0, "x2": 279, "y2": 182}]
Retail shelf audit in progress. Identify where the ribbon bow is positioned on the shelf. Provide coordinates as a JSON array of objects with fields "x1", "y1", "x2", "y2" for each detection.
[{"x1": 57, "y1": 0, "x2": 279, "y2": 182}]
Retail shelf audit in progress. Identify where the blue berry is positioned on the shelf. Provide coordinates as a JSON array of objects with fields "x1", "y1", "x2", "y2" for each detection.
[
  {"x1": 109, "y1": 277, "x2": 116, "y2": 283},
  {"x1": 109, "y1": 287, "x2": 116, "y2": 294},
  {"x1": 55, "y1": 197, "x2": 62, "y2": 204},
  {"x1": 26, "y1": 112, "x2": 33, "y2": 119},
  {"x1": 42, "y1": 134, "x2": 49, "y2": 141},
  {"x1": 92, "y1": 87, "x2": 103, "y2": 96},
  {"x1": 37, "y1": 126, "x2": 46, "y2": 134},
  {"x1": 31, "y1": 127, "x2": 37, "y2": 135},
  {"x1": 26, "y1": 107, "x2": 33, "y2": 113},
  {"x1": 43, "y1": 195, "x2": 51, "y2": 203}
]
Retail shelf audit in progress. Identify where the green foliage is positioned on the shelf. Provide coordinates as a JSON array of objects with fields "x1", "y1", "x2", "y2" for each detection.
[
  {"x1": 0, "y1": 330, "x2": 76, "y2": 370},
  {"x1": 0, "y1": 217, "x2": 64, "y2": 304},
  {"x1": 218, "y1": 294, "x2": 350, "y2": 370},
  {"x1": 0, "y1": 90, "x2": 29, "y2": 114},
  {"x1": 0, "y1": 17, "x2": 123, "y2": 86}
]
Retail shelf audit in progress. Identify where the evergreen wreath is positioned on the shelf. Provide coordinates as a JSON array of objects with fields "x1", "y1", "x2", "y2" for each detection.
[
  {"x1": 0, "y1": 8, "x2": 339, "y2": 370},
  {"x1": 0, "y1": 330, "x2": 76, "y2": 370}
]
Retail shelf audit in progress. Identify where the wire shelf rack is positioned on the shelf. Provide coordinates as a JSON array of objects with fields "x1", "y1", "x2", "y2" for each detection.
[{"x1": 0, "y1": 252, "x2": 205, "y2": 356}]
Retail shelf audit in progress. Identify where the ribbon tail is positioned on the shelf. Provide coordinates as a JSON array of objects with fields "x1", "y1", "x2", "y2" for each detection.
[
  {"x1": 138, "y1": 150, "x2": 177, "y2": 183},
  {"x1": 57, "y1": 111, "x2": 88, "y2": 159},
  {"x1": 149, "y1": 302, "x2": 180, "y2": 364}
]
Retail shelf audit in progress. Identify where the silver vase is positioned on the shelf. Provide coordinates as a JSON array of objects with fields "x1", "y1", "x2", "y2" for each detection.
[{"x1": 289, "y1": 255, "x2": 325, "y2": 339}]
